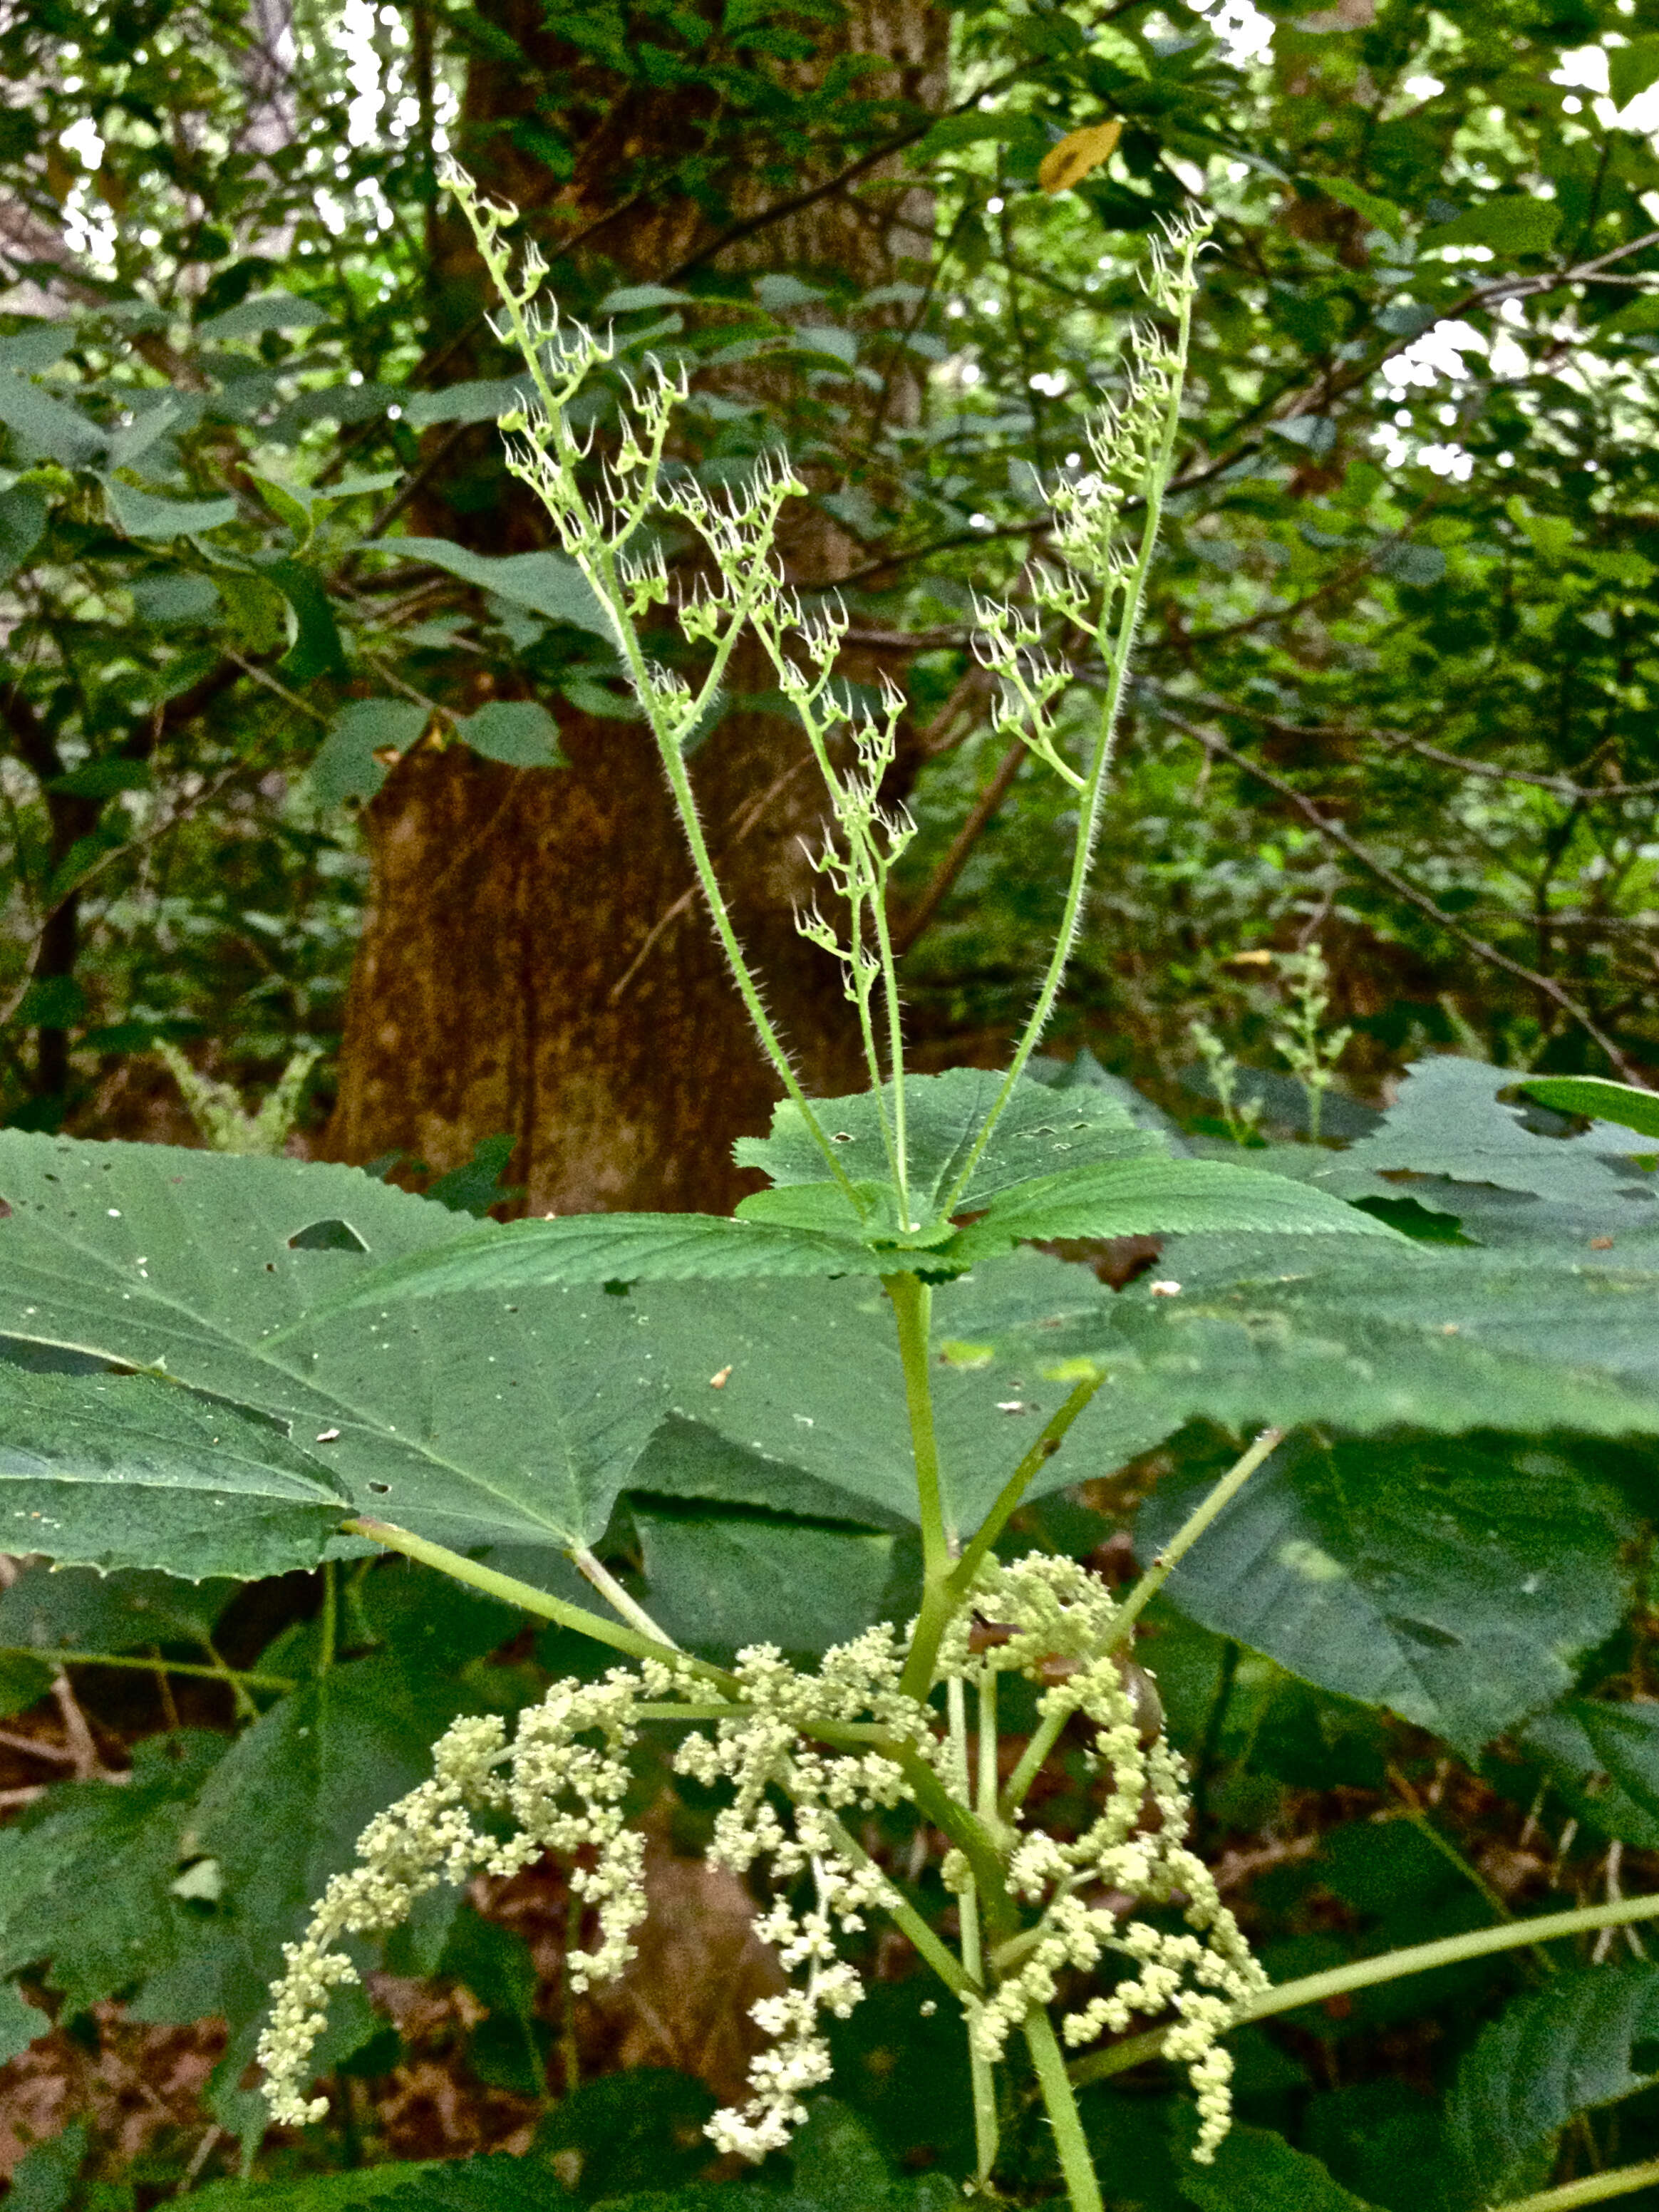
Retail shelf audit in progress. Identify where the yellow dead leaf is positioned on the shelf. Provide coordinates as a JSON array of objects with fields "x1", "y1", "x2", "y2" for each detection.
[{"x1": 1038, "y1": 120, "x2": 1124, "y2": 195}]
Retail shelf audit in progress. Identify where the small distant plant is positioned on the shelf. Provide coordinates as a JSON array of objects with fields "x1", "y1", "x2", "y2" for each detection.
[
  {"x1": 1187, "y1": 1015, "x2": 1263, "y2": 1145},
  {"x1": 157, "y1": 1043, "x2": 319, "y2": 1156},
  {"x1": 1271, "y1": 945, "x2": 1351, "y2": 1144}
]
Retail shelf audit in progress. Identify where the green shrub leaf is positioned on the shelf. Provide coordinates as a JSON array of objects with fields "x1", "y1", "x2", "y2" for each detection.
[
  {"x1": 949, "y1": 1155, "x2": 1398, "y2": 1256},
  {"x1": 1445, "y1": 1963, "x2": 1659, "y2": 2201},
  {"x1": 1137, "y1": 1433, "x2": 1633, "y2": 1754}
]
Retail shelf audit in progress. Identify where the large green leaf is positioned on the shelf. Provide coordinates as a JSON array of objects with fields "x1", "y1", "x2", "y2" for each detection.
[
  {"x1": 190, "y1": 1653, "x2": 467, "y2": 2002},
  {"x1": 1343, "y1": 1056, "x2": 1646, "y2": 1204},
  {"x1": 0, "y1": 1135, "x2": 674, "y2": 1556},
  {"x1": 0, "y1": 1367, "x2": 346, "y2": 1578},
  {"x1": 0, "y1": 1562, "x2": 239, "y2": 1656},
  {"x1": 631, "y1": 1502, "x2": 899, "y2": 1655},
  {"x1": 950, "y1": 1155, "x2": 1397, "y2": 1257},
  {"x1": 1137, "y1": 1432, "x2": 1633, "y2": 1754},
  {"x1": 1172, "y1": 2114, "x2": 1379, "y2": 2211},
  {"x1": 311, "y1": 1208, "x2": 897, "y2": 1304},
  {"x1": 1444, "y1": 1964, "x2": 1659, "y2": 2202},
  {"x1": 1521, "y1": 1075, "x2": 1659, "y2": 1146},
  {"x1": 733, "y1": 1067, "x2": 1163, "y2": 1212},
  {"x1": 1522, "y1": 1699, "x2": 1659, "y2": 1849},
  {"x1": 389, "y1": 537, "x2": 613, "y2": 639}
]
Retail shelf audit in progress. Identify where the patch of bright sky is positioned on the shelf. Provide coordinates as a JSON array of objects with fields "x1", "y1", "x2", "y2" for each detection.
[
  {"x1": 1553, "y1": 43, "x2": 1659, "y2": 134},
  {"x1": 1187, "y1": 0, "x2": 1276, "y2": 70}
]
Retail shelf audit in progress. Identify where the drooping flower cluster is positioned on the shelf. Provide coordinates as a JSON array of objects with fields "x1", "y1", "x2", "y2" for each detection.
[
  {"x1": 257, "y1": 1661, "x2": 676, "y2": 2126},
  {"x1": 939, "y1": 1554, "x2": 1267, "y2": 2162},
  {"x1": 673, "y1": 1627, "x2": 943, "y2": 2159}
]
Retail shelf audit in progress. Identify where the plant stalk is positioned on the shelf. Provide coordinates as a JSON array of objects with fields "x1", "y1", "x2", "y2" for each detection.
[
  {"x1": 1108, "y1": 1426, "x2": 1284, "y2": 1645},
  {"x1": 343, "y1": 1519, "x2": 738, "y2": 1691},
  {"x1": 1070, "y1": 1889, "x2": 1659, "y2": 2090},
  {"x1": 1489, "y1": 2162, "x2": 1659, "y2": 2211},
  {"x1": 1024, "y1": 2005, "x2": 1104, "y2": 2212}
]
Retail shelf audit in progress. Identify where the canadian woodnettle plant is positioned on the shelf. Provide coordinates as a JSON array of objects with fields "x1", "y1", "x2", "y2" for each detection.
[
  {"x1": 219, "y1": 170, "x2": 1611, "y2": 2212},
  {"x1": 0, "y1": 167, "x2": 1630, "y2": 2212}
]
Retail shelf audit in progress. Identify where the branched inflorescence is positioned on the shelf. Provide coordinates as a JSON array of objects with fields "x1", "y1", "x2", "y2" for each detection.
[
  {"x1": 259, "y1": 1565, "x2": 1263, "y2": 2168},
  {"x1": 940, "y1": 1555, "x2": 1267, "y2": 2162},
  {"x1": 257, "y1": 1661, "x2": 678, "y2": 2126}
]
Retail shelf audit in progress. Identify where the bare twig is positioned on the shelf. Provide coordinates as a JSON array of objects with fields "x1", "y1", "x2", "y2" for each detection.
[{"x1": 1162, "y1": 708, "x2": 1648, "y2": 1083}]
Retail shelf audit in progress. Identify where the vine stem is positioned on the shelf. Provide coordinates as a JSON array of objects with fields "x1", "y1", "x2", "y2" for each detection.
[
  {"x1": 1489, "y1": 2161, "x2": 1659, "y2": 2211},
  {"x1": 1024, "y1": 2005, "x2": 1105, "y2": 2212},
  {"x1": 342, "y1": 1519, "x2": 739, "y2": 1692},
  {"x1": 1070, "y1": 1890, "x2": 1659, "y2": 2091},
  {"x1": 572, "y1": 1544, "x2": 681, "y2": 1648}
]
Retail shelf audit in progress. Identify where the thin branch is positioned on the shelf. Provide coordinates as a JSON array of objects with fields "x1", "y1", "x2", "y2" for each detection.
[{"x1": 1164, "y1": 709, "x2": 1648, "y2": 1083}]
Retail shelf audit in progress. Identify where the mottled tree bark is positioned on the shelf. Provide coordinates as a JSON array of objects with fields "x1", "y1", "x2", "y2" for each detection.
[{"x1": 325, "y1": 0, "x2": 946, "y2": 1214}]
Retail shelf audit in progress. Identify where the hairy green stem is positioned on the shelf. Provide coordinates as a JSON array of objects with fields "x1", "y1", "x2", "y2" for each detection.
[
  {"x1": 966, "y1": 1673, "x2": 1002, "y2": 2181},
  {"x1": 1070, "y1": 1890, "x2": 1659, "y2": 2090},
  {"x1": 1108, "y1": 1426, "x2": 1284, "y2": 1645},
  {"x1": 343, "y1": 1519, "x2": 738, "y2": 1692},
  {"x1": 572, "y1": 1544, "x2": 680, "y2": 1648},
  {"x1": 889, "y1": 1273, "x2": 958, "y2": 1708},
  {"x1": 948, "y1": 1368, "x2": 1105, "y2": 1603},
  {"x1": 1489, "y1": 2160, "x2": 1659, "y2": 2211},
  {"x1": 939, "y1": 239, "x2": 1202, "y2": 1217},
  {"x1": 1025, "y1": 2005, "x2": 1105, "y2": 2212}
]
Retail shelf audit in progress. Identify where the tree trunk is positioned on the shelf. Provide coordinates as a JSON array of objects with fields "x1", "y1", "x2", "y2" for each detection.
[{"x1": 324, "y1": 0, "x2": 946, "y2": 1215}]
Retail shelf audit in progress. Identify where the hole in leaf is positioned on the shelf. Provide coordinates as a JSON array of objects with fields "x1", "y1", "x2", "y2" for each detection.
[
  {"x1": 832, "y1": 1132, "x2": 854, "y2": 1143},
  {"x1": 603, "y1": 1278, "x2": 633, "y2": 1297},
  {"x1": 367, "y1": 1482, "x2": 391, "y2": 1494},
  {"x1": 0, "y1": 1199, "x2": 11, "y2": 1219},
  {"x1": 288, "y1": 1218, "x2": 371, "y2": 1254}
]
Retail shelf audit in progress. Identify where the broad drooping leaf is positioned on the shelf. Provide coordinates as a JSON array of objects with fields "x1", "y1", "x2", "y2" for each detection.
[
  {"x1": 1444, "y1": 1963, "x2": 1659, "y2": 2202},
  {"x1": 321, "y1": 1074, "x2": 1390, "y2": 1308},
  {"x1": 0, "y1": 1135, "x2": 676, "y2": 1564},
  {"x1": 1137, "y1": 1433, "x2": 1633, "y2": 1754},
  {"x1": 0, "y1": 1366, "x2": 346, "y2": 1578},
  {"x1": 1343, "y1": 1055, "x2": 1649, "y2": 1204},
  {"x1": 631, "y1": 1502, "x2": 900, "y2": 1656},
  {"x1": 1522, "y1": 1698, "x2": 1659, "y2": 1849}
]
